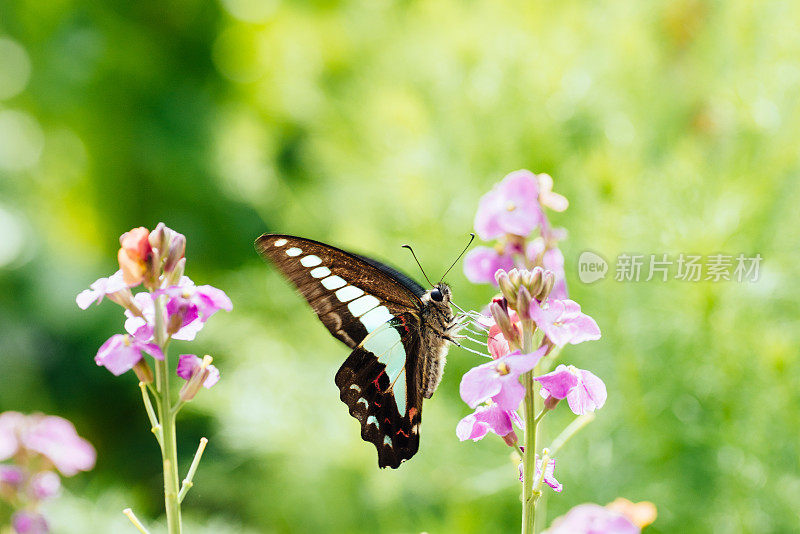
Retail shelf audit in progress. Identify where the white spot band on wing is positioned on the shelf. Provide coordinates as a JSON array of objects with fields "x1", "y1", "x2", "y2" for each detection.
[
  {"x1": 274, "y1": 238, "x2": 288, "y2": 247},
  {"x1": 335, "y1": 285, "x2": 364, "y2": 302},
  {"x1": 347, "y1": 294, "x2": 380, "y2": 317},
  {"x1": 366, "y1": 415, "x2": 378, "y2": 427},
  {"x1": 310, "y1": 266, "x2": 331, "y2": 278},
  {"x1": 286, "y1": 247, "x2": 302, "y2": 257},
  {"x1": 300, "y1": 255, "x2": 322, "y2": 267},
  {"x1": 359, "y1": 306, "x2": 394, "y2": 333},
  {"x1": 321, "y1": 275, "x2": 347, "y2": 290}
]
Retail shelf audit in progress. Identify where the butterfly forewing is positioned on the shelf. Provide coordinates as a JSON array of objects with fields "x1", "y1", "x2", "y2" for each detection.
[
  {"x1": 335, "y1": 315, "x2": 423, "y2": 468},
  {"x1": 255, "y1": 234, "x2": 423, "y2": 349}
]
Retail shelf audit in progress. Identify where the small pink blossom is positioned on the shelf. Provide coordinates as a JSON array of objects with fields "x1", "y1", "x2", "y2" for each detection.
[
  {"x1": 155, "y1": 281, "x2": 233, "y2": 333},
  {"x1": 176, "y1": 354, "x2": 220, "y2": 389},
  {"x1": 518, "y1": 454, "x2": 562, "y2": 492},
  {"x1": 456, "y1": 403, "x2": 522, "y2": 441},
  {"x1": 75, "y1": 270, "x2": 129, "y2": 309},
  {"x1": 535, "y1": 364, "x2": 607, "y2": 415},
  {"x1": 460, "y1": 348, "x2": 546, "y2": 411},
  {"x1": 544, "y1": 503, "x2": 639, "y2": 534},
  {"x1": 12, "y1": 511, "x2": 49, "y2": 534},
  {"x1": 29, "y1": 471, "x2": 61, "y2": 500},
  {"x1": 124, "y1": 282, "x2": 205, "y2": 342},
  {"x1": 529, "y1": 298, "x2": 600, "y2": 346},
  {"x1": 463, "y1": 246, "x2": 516, "y2": 284},
  {"x1": 474, "y1": 170, "x2": 546, "y2": 240},
  {"x1": 0, "y1": 465, "x2": 24, "y2": 486},
  {"x1": 118, "y1": 227, "x2": 153, "y2": 286},
  {"x1": 95, "y1": 334, "x2": 163, "y2": 376}
]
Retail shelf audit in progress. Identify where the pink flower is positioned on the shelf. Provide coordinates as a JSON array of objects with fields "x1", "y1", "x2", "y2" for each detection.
[
  {"x1": 95, "y1": 334, "x2": 163, "y2": 376},
  {"x1": 75, "y1": 270, "x2": 130, "y2": 309},
  {"x1": 463, "y1": 246, "x2": 516, "y2": 284},
  {"x1": 485, "y1": 310, "x2": 520, "y2": 359},
  {"x1": 124, "y1": 282, "x2": 205, "y2": 342},
  {"x1": 529, "y1": 298, "x2": 601, "y2": 346},
  {"x1": 518, "y1": 454, "x2": 562, "y2": 492},
  {"x1": 0, "y1": 411, "x2": 25, "y2": 460},
  {"x1": 460, "y1": 348, "x2": 546, "y2": 411},
  {"x1": 456, "y1": 403, "x2": 522, "y2": 441},
  {"x1": 29, "y1": 471, "x2": 61, "y2": 500},
  {"x1": 535, "y1": 364, "x2": 607, "y2": 415},
  {"x1": 527, "y1": 239, "x2": 568, "y2": 300},
  {"x1": 12, "y1": 511, "x2": 49, "y2": 534},
  {"x1": 155, "y1": 281, "x2": 232, "y2": 332},
  {"x1": 474, "y1": 170, "x2": 546, "y2": 240},
  {"x1": 0, "y1": 412, "x2": 95, "y2": 477},
  {"x1": 176, "y1": 354, "x2": 220, "y2": 389},
  {"x1": 0, "y1": 465, "x2": 24, "y2": 486},
  {"x1": 544, "y1": 504, "x2": 639, "y2": 534}
]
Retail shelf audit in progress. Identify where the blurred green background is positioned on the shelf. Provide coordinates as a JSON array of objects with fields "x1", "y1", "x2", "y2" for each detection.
[{"x1": 1, "y1": 0, "x2": 799, "y2": 532}]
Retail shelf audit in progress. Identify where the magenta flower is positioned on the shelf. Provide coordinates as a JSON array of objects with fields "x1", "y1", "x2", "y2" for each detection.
[
  {"x1": 463, "y1": 246, "x2": 516, "y2": 284},
  {"x1": 95, "y1": 334, "x2": 163, "y2": 376},
  {"x1": 535, "y1": 364, "x2": 607, "y2": 415},
  {"x1": 529, "y1": 298, "x2": 601, "y2": 346},
  {"x1": 518, "y1": 454, "x2": 562, "y2": 492},
  {"x1": 75, "y1": 270, "x2": 129, "y2": 309},
  {"x1": 124, "y1": 284, "x2": 205, "y2": 342},
  {"x1": 544, "y1": 504, "x2": 639, "y2": 534},
  {"x1": 12, "y1": 511, "x2": 49, "y2": 534},
  {"x1": 29, "y1": 471, "x2": 61, "y2": 500},
  {"x1": 155, "y1": 281, "x2": 232, "y2": 333},
  {"x1": 460, "y1": 348, "x2": 546, "y2": 411},
  {"x1": 0, "y1": 411, "x2": 23, "y2": 460},
  {"x1": 456, "y1": 403, "x2": 522, "y2": 441},
  {"x1": 474, "y1": 170, "x2": 546, "y2": 240},
  {"x1": 176, "y1": 354, "x2": 220, "y2": 389},
  {"x1": 527, "y1": 239, "x2": 568, "y2": 299}
]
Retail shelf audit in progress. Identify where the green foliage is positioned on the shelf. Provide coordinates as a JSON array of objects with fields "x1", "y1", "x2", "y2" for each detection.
[{"x1": 1, "y1": 0, "x2": 799, "y2": 532}]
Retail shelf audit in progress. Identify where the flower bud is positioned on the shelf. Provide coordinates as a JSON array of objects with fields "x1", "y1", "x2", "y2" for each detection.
[
  {"x1": 133, "y1": 359, "x2": 154, "y2": 385},
  {"x1": 507, "y1": 268, "x2": 521, "y2": 289},
  {"x1": 118, "y1": 227, "x2": 152, "y2": 286},
  {"x1": 526, "y1": 266, "x2": 544, "y2": 297},
  {"x1": 495, "y1": 270, "x2": 517, "y2": 306},
  {"x1": 516, "y1": 286, "x2": 532, "y2": 320},
  {"x1": 490, "y1": 301, "x2": 520, "y2": 348},
  {"x1": 165, "y1": 257, "x2": 186, "y2": 287},
  {"x1": 179, "y1": 355, "x2": 215, "y2": 402},
  {"x1": 0, "y1": 465, "x2": 24, "y2": 488},
  {"x1": 107, "y1": 288, "x2": 141, "y2": 317},
  {"x1": 536, "y1": 271, "x2": 555, "y2": 301},
  {"x1": 163, "y1": 232, "x2": 186, "y2": 274},
  {"x1": 148, "y1": 222, "x2": 168, "y2": 252}
]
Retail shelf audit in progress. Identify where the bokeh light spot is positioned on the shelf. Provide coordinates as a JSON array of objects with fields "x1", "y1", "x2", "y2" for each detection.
[
  {"x1": 0, "y1": 110, "x2": 44, "y2": 171},
  {"x1": 0, "y1": 37, "x2": 31, "y2": 100}
]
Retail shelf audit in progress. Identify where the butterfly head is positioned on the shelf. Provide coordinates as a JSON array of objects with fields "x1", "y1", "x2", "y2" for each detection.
[{"x1": 424, "y1": 282, "x2": 452, "y2": 311}]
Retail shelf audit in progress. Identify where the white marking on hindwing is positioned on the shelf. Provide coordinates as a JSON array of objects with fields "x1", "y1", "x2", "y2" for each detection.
[
  {"x1": 310, "y1": 266, "x2": 331, "y2": 278},
  {"x1": 286, "y1": 247, "x2": 302, "y2": 257},
  {"x1": 363, "y1": 327, "x2": 407, "y2": 412},
  {"x1": 347, "y1": 294, "x2": 380, "y2": 317},
  {"x1": 273, "y1": 238, "x2": 288, "y2": 247},
  {"x1": 357, "y1": 397, "x2": 368, "y2": 409},
  {"x1": 335, "y1": 285, "x2": 364, "y2": 302},
  {"x1": 359, "y1": 306, "x2": 393, "y2": 332},
  {"x1": 349, "y1": 384, "x2": 361, "y2": 393},
  {"x1": 321, "y1": 275, "x2": 347, "y2": 290},
  {"x1": 383, "y1": 436, "x2": 393, "y2": 447},
  {"x1": 300, "y1": 255, "x2": 322, "y2": 267},
  {"x1": 366, "y1": 415, "x2": 378, "y2": 427}
]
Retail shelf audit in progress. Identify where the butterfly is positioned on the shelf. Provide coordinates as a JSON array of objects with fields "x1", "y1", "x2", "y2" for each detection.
[{"x1": 255, "y1": 234, "x2": 472, "y2": 468}]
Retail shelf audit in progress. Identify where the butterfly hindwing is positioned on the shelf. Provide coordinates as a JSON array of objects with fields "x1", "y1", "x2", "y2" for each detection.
[
  {"x1": 335, "y1": 314, "x2": 423, "y2": 469},
  {"x1": 255, "y1": 234, "x2": 424, "y2": 349}
]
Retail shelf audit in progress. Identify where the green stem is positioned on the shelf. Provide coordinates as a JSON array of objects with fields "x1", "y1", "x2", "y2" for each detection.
[
  {"x1": 123, "y1": 508, "x2": 152, "y2": 534},
  {"x1": 549, "y1": 413, "x2": 596, "y2": 456},
  {"x1": 178, "y1": 437, "x2": 208, "y2": 503},
  {"x1": 154, "y1": 296, "x2": 182, "y2": 534},
  {"x1": 521, "y1": 320, "x2": 538, "y2": 534}
]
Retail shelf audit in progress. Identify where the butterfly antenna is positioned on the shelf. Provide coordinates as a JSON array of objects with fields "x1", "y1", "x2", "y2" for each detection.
[
  {"x1": 402, "y1": 243, "x2": 435, "y2": 287},
  {"x1": 438, "y1": 233, "x2": 475, "y2": 284}
]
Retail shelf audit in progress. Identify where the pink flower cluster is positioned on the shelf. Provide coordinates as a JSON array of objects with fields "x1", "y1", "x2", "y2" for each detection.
[
  {"x1": 463, "y1": 170, "x2": 569, "y2": 300},
  {"x1": 457, "y1": 171, "x2": 606, "y2": 494},
  {"x1": 77, "y1": 224, "x2": 231, "y2": 388},
  {"x1": 0, "y1": 412, "x2": 96, "y2": 533}
]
